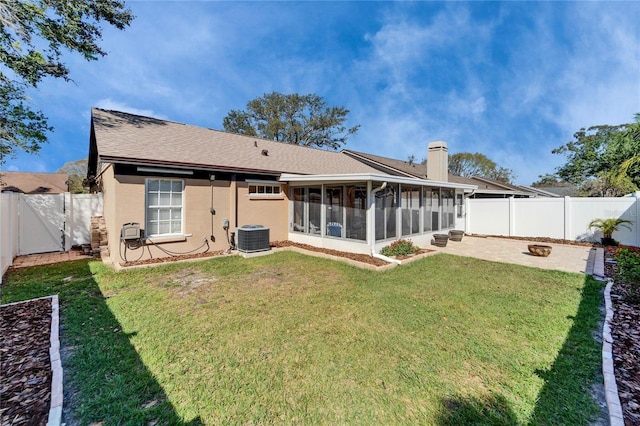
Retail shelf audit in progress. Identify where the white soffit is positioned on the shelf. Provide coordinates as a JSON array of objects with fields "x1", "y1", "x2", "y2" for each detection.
[{"x1": 279, "y1": 173, "x2": 477, "y2": 190}]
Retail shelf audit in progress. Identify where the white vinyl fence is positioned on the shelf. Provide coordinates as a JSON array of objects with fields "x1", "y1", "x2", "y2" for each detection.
[
  {"x1": 68, "y1": 194, "x2": 104, "y2": 248},
  {"x1": 466, "y1": 193, "x2": 640, "y2": 247},
  {"x1": 1, "y1": 193, "x2": 20, "y2": 281},
  {"x1": 1, "y1": 192, "x2": 103, "y2": 281}
]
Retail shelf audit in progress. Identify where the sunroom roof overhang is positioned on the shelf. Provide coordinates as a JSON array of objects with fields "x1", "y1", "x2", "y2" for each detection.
[{"x1": 279, "y1": 173, "x2": 478, "y2": 191}]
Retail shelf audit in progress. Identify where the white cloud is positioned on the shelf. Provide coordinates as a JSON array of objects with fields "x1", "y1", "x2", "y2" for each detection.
[
  {"x1": 553, "y1": 3, "x2": 640, "y2": 131},
  {"x1": 8, "y1": 1, "x2": 636, "y2": 186},
  {"x1": 3, "y1": 158, "x2": 49, "y2": 173},
  {"x1": 94, "y1": 99, "x2": 166, "y2": 119}
]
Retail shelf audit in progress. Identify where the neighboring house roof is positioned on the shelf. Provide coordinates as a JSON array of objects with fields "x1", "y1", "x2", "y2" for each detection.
[
  {"x1": 468, "y1": 176, "x2": 539, "y2": 197},
  {"x1": 0, "y1": 171, "x2": 68, "y2": 194},
  {"x1": 527, "y1": 184, "x2": 579, "y2": 197},
  {"x1": 343, "y1": 150, "x2": 540, "y2": 197},
  {"x1": 517, "y1": 185, "x2": 563, "y2": 198},
  {"x1": 89, "y1": 108, "x2": 382, "y2": 177}
]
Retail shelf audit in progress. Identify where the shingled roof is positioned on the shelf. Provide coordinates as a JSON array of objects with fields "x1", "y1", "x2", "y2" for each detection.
[
  {"x1": 342, "y1": 150, "x2": 429, "y2": 179},
  {"x1": 89, "y1": 109, "x2": 381, "y2": 177},
  {"x1": 0, "y1": 171, "x2": 68, "y2": 194},
  {"x1": 343, "y1": 150, "x2": 539, "y2": 197}
]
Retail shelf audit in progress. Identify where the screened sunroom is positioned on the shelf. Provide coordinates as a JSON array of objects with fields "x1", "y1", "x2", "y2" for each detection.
[{"x1": 281, "y1": 173, "x2": 477, "y2": 255}]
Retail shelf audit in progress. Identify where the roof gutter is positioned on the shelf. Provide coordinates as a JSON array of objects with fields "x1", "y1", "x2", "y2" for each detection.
[
  {"x1": 280, "y1": 173, "x2": 477, "y2": 190},
  {"x1": 98, "y1": 156, "x2": 285, "y2": 176}
]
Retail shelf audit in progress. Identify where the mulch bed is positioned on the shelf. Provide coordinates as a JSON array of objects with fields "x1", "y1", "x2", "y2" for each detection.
[
  {"x1": 604, "y1": 247, "x2": 640, "y2": 425},
  {"x1": 119, "y1": 241, "x2": 399, "y2": 268},
  {"x1": 119, "y1": 241, "x2": 436, "y2": 269},
  {"x1": 119, "y1": 249, "x2": 226, "y2": 267},
  {"x1": 0, "y1": 298, "x2": 52, "y2": 425},
  {"x1": 478, "y1": 234, "x2": 597, "y2": 247},
  {"x1": 271, "y1": 241, "x2": 390, "y2": 266}
]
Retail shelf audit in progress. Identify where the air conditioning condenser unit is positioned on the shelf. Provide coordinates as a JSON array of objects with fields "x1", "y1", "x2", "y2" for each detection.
[{"x1": 236, "y1": 225, "x2": 270, "y2": 253}]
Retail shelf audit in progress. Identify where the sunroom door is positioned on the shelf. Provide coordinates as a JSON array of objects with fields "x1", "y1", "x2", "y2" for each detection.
[{"x1": 430, "y1": 189, "x2": 440, "y2": 231}]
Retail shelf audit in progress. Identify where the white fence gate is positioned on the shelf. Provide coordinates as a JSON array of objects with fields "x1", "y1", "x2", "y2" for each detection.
[
  {"x1": 19, "y1": 193, "x2": 66, "y2": 255},
  {"x1": 466, "y1": 193, "x2": 640, "y2": 247},
  {"x1": 1, "y1": 192, "x2": 103, "y2": 281}
]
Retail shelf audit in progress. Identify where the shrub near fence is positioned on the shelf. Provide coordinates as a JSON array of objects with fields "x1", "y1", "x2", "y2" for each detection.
[
  {"x1": 466, "y1": 194, "x2": 639, "y2": 247},
  {"x1": 616, "y1": 248, "x2": 640, "y2": 291}
]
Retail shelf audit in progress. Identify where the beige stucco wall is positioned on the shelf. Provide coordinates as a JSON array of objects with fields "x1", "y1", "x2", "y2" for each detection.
[
  {"x1": 102, "y1": 171, "x2": 289, "y2": 263},
  {"x1": 236, "y1": 182, "x2": 289, "y2": 242},
  {"x1": 100, "y1": 165, "x2": 118, "y2": 261}
]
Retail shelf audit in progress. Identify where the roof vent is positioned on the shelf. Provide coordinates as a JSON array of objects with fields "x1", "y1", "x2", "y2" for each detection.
[{"x1": 261, "y1": 149, "x2": 269, "y2": 156}]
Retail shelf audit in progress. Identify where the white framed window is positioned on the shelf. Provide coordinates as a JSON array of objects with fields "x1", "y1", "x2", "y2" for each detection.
[
  {"x1": 248, "y1": 182, "x2": 281, "y2": 196},
  {"x1": 146, "y1": 179, "x2": 184, "y2": 236}
]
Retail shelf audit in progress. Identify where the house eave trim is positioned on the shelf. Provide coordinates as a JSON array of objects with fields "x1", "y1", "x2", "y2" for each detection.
[
  {"x1": 474, "y1": 189, "x2": 533, "y2": 195},
  {"x1": 280, "y1": 173, "x2": 477, "y2": 190},
  {"x1": 99, "y1": 156, "x2": 282, "y2": 176}
]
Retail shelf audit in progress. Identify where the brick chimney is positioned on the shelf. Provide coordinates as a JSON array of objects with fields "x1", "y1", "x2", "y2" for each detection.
[{"x1": 427, "y1": 141, "x2": 448, "y2": 182}]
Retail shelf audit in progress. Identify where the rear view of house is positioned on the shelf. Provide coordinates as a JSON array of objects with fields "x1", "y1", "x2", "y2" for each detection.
[{"x1": 87, "y1": 108, "x2": 476, "y2": 263}]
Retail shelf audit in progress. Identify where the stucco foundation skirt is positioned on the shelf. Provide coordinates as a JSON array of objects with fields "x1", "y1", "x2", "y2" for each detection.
[{"x1": 433, "y1": 234, "x2": 449, "y2": 247}]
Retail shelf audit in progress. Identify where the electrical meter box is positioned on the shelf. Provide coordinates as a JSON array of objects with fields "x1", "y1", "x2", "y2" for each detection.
[{"x1": 121, "y1": 223, "x2": 142, "y2": 240}]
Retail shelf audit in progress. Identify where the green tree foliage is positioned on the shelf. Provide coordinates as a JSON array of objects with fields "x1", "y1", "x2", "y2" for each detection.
[
  {"x1": 448, "y1": 152, "x2": 516, "y2": 183},
  {"x1": 56, "y1": 158, "x2": 88, "y2": 193},
  {"x1": 0, "y1": 80, "x2": 50, "y2": 161},
  {"x1": 531, "y1": 173, "x2": 563, "y2": 187},
  {"x1": 0, "y1": 0, "x2": 134, "y2": 164},
  {"x1": 552, "y1": 114, "x2": 640, "y2": 196},
  {"x1": 223, "y1": 92, "x2": 360, "y2": 150}
]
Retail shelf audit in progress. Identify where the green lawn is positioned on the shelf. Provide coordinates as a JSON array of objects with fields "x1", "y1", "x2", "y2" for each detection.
[{"x1": 1, "y1": 252, "x2": 604, "y2": 425}]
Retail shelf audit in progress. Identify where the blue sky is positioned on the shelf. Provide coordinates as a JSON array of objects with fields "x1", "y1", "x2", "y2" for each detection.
[{"x1": 4, "y1": 1, "x2": 639, "y2": 185}]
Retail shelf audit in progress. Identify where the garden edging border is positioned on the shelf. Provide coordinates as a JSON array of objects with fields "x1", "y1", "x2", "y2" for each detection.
[
  {"x1": 48, "y1": 295, "x2": 63, "y2": 426},
  {"x1": 602, "y1": 279, "x2": 624, "y2": 426}
]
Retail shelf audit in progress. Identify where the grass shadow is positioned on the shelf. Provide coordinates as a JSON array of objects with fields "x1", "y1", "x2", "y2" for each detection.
[
  {"x1": 437, "y1": 393, "x2": 520, "y2": 425},
  {"x1": 527, "y1": 275, "x2": 605, "y2": 425},
  {"x1": 435, "y1": 275, "x2": 605, "y2": 426},
  {"x1": 1, "y1": 259, "x2": 202, "y2": 425}
]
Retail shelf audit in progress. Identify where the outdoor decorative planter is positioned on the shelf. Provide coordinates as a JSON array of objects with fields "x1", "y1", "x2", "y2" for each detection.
[
  {"x1": 448, "y1": 230, "x2": 464, "y2": 242},
  {"x1": 433, "y1": 234, "x2": 449, "y2": 247},
  {"x1": 528, "y1": 244, "x2": 552, "y2": 257}
]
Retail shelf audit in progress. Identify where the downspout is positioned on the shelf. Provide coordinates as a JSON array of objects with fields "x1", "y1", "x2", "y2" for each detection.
[
  {"x1": 209, "y1": 174, "x2": 216, "y2": 242},
  {"x1": 230, "y1": 174, "x2": 238, "y2": 229},
  {"x1": 370, "y1": 182, "x2": 401, "y2": 265}
]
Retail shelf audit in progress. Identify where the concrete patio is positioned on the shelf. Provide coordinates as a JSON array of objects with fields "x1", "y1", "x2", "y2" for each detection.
[
  {"x1": 10, "y1": 250, "x2": 93, "y2": 269},
  {"x1": 430, "y1": 235, "x2": 597, "y2": 275}
]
